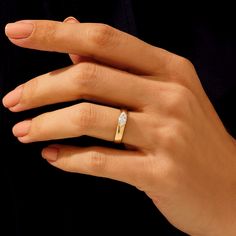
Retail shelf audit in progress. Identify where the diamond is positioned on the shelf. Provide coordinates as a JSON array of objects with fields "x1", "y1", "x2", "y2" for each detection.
[{"x1": 118, "y1": 112, "x2": 127, "y2": 126}]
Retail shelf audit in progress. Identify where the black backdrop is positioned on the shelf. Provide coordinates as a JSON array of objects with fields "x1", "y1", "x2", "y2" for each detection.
[{"x1": 0, "y1": 1, "x2": 235, "y2": 235}]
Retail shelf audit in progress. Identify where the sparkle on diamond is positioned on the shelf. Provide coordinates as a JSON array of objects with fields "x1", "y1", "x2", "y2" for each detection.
[{"x1": 119, "y1": 112, "x2": 127, "y2": 126}]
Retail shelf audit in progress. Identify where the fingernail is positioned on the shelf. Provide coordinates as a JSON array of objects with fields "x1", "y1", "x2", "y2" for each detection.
[
  {"x1": 64, "y1": 16, "x2": 78, "y2": 23},
  {"x1": 2, "y1": 85, "x2": 23, "y2": 108},
  {"x1": 42, "y1": 147, "x2": 59, "y2": 162},
  {"x1": 13, "y1": 120, "x2": 31, "y2": 137},
  {"x1": 5, "y1": 22, "x2": 34, "y2": 39}
]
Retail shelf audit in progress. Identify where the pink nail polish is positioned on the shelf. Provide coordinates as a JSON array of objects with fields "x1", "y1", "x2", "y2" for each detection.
[
  {"x1": 64, "y1": 16, "x2": 78, "y2": 23},
  {"x1": 5, "y1": 22, "x2": 34, "y2": 39},
  {"x1": 13, "y1": 120, "x2": 31, "y2": 137},
  {"x1": 2, "y1": 85, "x2": 23, "y2": 108},
  {"x1": 42, "y1": 147, "x2": 59, "y2": 162}
]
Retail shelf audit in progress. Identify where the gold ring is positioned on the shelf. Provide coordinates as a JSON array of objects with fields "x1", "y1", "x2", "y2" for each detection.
[{"x1": 114, "y1": 109, "x2": 128, "y2": 144}]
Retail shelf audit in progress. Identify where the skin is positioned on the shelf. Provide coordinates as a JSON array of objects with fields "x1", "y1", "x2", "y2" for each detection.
[{"x1": 2, "y1": 18, "x2": 236, "y2": 235}]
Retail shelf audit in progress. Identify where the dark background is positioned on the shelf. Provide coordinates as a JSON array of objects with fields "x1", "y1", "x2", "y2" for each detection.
[{"x1": 0, "y1": 1, "x2": 235, "y2": 235}]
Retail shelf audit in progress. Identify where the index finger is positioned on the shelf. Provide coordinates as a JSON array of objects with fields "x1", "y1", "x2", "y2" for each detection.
[{"x1": 5, "y1": 20, "x2": 173, "y2": 75}]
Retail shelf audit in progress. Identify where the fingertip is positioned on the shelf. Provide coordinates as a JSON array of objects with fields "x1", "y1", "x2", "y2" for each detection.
[
  {"x1": 5, "y1": 22, "x2": 34, "y2": 39},
  {"x1": 2, "y1": 85, "x2": 23, "y2": 109},
  {"x1": 64, "y1": 16, "x2": 79, "y2": 23},
  {"x1": 12, "y1": 120, "x2": 31, "y2": 137},
  {"x1": 42, "y1": 146, "x2": 59, "y2": 162}
]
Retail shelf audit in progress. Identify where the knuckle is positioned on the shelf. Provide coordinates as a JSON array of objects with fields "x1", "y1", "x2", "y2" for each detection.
[
  {"x1": 87, "y1": 24, "x2": 117, "y2": 48},
  {"x1": 143, "y1": 118, "x2": 161, "y2": 146},
  {"x1": 74, "y1": 63, "x2": 98, "y2": 95},
  {"x1": 160, "y1": 123, "x2": 182, "y2": 148},
  {"x1": 88, "y1": 150, "x2": 107, "y2": 173},
  {"x1": 165, "y1": 85, "x2": 194, "y2": 117},
  {"x1": 166, "y1": 56, "x2": 196, "y2": 88},
  {"x1": 73, "y1": 103, "x2": 96, "y2": 134},
  {"x1": 28, "y1": 113, "x2": 47, "y2": 139},
  {"x1": 147, "y1": 117, "x2": 187, "y2": 152},
  {"x1": 36, "y1": 21, "x2": 58, "y2": 44},
  {"x1": 21, "y1": 77, "x2": 40, "y2": 104},
  {"x1": 174, "y1": 85, "x2": 192, "y2": 102},
  {"x1": 176, "y1": 56, "x2": 194, "y2": 69},
  {"x1": 159, "y1": 120, "x2": 189, "y2": 154},
  {"x1": 137, "y1": 155, "x2": 176, "y2": 191}
]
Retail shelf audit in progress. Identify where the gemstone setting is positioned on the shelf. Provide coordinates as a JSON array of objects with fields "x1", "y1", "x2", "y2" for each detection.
[{"x1": 118, "y1": 111, "x2": 127, "y2": 126}]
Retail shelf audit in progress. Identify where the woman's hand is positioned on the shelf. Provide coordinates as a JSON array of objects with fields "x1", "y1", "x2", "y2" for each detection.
[{"x1": 3, "y1": 20, "x2": 236, "y2": 235}]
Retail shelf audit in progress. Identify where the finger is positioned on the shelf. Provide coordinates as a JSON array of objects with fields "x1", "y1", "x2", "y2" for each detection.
[
  {"x1": 3, "y1": 62, "x2": 155, "y2": 112},
  {"x1": 63, "y1": 16, "x2": 82, "y2": 64},
  {"x1": 5, "y1": 20, "x2": 173, "y2": 75},
  {"x1": 42, "y1": 145, "x2": 146, "y2": 186},
  {"x1": 12, "y1": 103, "x2": 149, "y2": 148}
]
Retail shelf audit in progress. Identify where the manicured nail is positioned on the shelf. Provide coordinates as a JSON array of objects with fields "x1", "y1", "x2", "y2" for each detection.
[
  {"x1": 64, "y1": 16, "x2": 78, "y2": 23},
  {"x1": 5, "y1": 22, "x2": 34, "y2": 39},
  {"x1": 2, "y1": 85, "x2": 23, "y2": 108},
  {"x1": 42, "y1": 147, "x2": 59, "y2": 162},
  {"x1": 13, "y1": 120, "x2": 31, "y2": 137}
]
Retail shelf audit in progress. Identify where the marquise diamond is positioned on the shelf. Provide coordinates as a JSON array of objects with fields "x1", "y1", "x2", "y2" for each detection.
[{"x1": 118, "y1": 112, "x2": 127, "y2": 126}]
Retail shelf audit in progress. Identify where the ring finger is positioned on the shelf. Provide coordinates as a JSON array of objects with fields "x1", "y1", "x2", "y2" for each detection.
[{"x1": 12, "y1": 102, "x2": 150, "y2": 148}]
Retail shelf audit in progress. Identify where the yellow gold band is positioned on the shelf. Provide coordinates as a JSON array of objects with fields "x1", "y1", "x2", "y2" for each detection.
[{"x1": 114, "y1": 109, "x2": 128, "y2": 144}]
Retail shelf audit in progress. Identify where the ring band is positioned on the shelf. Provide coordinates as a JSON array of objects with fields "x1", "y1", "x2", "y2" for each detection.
[{"x1": 114, "y1": 109, "x2": 128, "y2": 144}]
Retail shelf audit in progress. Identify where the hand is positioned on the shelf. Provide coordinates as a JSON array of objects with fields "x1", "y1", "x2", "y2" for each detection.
[{"x1": 3, "y1": 19, "x2": 236, "y2": 235}]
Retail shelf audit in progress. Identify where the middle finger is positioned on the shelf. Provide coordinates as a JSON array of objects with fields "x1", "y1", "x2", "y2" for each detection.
[{"x1": 3, "y1": 62, "x2": 154, "y2": 112}]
